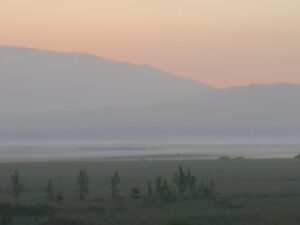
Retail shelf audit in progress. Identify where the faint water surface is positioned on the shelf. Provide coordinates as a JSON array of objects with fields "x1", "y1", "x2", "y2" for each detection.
[{"x1": 0, "y1": 141, "x2": 300, "y2": 162}]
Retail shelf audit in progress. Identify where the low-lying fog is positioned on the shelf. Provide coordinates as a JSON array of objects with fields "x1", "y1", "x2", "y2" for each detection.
[{"x1": 1, "y1": 140, "x2": 300, "y2": 162}]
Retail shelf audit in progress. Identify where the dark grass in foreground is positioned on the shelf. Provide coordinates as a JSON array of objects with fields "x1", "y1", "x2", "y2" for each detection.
[{"x1": 1, "y1": 159, "x2": 300, "y2": 224}]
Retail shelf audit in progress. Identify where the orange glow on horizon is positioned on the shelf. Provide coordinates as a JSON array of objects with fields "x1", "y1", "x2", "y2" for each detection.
[{"x1": 1, "y1": 0, "x2": 300, "y2": 87}]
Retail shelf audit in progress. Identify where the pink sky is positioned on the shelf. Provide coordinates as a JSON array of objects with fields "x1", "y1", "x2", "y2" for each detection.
[{"x1": 1, "y1": 0, "x2": 300, "y2": 87}]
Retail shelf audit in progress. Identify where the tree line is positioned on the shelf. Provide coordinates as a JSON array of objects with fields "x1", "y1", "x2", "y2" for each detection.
[
  {"x1": 1, "y1": 166, "x2": 216, "y2": 225},
  {"x1": 9, "y1": 166, "x2": 215, "y2": 203}
]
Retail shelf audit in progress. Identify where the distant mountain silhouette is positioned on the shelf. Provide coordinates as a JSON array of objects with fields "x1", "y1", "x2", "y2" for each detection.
[
  {"x1": 0, "y1": 46, "x2": 213, "y2": 114},
  {"x1": 1, "y1": 46, "x2": 299, "y2": 143}
]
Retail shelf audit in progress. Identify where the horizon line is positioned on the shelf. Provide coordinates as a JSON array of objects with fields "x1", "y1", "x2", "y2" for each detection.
[{"x1": 1, "y1": 44, "x2": 299, "y2": 89}]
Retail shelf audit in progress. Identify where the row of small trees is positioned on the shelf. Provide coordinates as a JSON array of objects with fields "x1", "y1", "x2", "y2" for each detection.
[
  {"x1": 2, "y1": 167, "x2": 215, "y2": 225},
  {"x1": 9, "y1": 169, "x2": 90, "y2": 203},
  {"x1": 147, "y1": 166, "x2": 215, "y2": 203},
  {"x1": 8, "y1": 166, "x2": 215, "y2": 204}
]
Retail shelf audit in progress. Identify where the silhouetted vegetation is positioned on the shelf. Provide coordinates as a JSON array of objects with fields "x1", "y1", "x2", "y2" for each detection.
[
  {"x1": 1, "y1": 159, "x2": 300, "y2": 224},
  {"x1": 10, "y1": 170, "x2": 25, "y2": 201},
  {"x1": 75, "y1": 170, "x2": 90, "y2": 201},
  {"x1": 110, "y1": 171, "x2": 120, "y2": 199},
  {"x1": 44, "y1": 179, "x2": 56, "y2": 201},
  {"x1": 200, "y1": 179, "x2": 215, "y2": 197},
  {"x1": 144, "y1": 181, "x2": 154, "y2": 205},
  {"x1": 0, "y1": 163, "x2": 223, "y2": 224},
  {"x1": 173, "y1": 165, "x2": 197, "y2": 198}
]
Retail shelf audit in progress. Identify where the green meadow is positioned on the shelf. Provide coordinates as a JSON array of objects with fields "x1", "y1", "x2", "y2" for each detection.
[{"x1": 1, "y1": 158, "x2": 300, "y2": 225}]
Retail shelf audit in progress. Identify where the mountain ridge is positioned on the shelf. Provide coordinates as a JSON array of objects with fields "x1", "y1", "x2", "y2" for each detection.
[
  {"x1": 1, "y1": 46, "x2": 299, "y2": 142},
  {"x1": 0, "y1": 45, "x2": 214, "y2": 114}
]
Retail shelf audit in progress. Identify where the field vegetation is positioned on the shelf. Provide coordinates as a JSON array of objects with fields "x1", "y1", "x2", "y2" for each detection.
[{"x1": 0, "y1": 159, "x2": 300, "y2": 225}]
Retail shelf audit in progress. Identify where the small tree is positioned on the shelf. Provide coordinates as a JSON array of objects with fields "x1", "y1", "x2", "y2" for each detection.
[
  {"x1": 200, "y1": 180, "x2": 215, "y2": 197},
  {"x1": 10, "y1": 170, "x2": 25, "y2": 200},
  {"x1": 110, "y1": 171, "x2": 120, "y2": 199},
  {"x1": 173, "y1": 166, "x2": 197, "y2": 198},
  {"x1": 160, "y1": 180, "x2": 176, "y2": 202},
  {"x1": 147, "y1": 181, "x2": 153, "y2": 198},
  {"x1": 155, "y1": 176, "x2": 163, "y2": 197},
  {"x1": 76, "y1": 170, "x2": 90, "y2": 201},
  {"x1": 143, "y1": 181, "x2": 154, "y2": 206},
  {"x1": 45, "y1": 179, "x2": 56, "y2": 201},
  {"x1": 154, "y1": 176, "x2": 176, "y2": 203},
  {"x1": 173, "y1": 166, "x2": 187, "y2": 194}
]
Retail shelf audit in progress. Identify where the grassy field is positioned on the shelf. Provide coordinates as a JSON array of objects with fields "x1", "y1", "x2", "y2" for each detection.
[{"x1": 1, "y1": 158, "x2": 300, "y2": 225}]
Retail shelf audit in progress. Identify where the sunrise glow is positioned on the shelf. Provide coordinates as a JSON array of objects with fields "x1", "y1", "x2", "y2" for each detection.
[{"x1": 1, "y1": 0, "x2": 300, "y2": 87}]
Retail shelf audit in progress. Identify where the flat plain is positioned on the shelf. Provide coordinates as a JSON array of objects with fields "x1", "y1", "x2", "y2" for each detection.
[{"x1": 1, "y1": 158, "x2": 300, "y2": 225}]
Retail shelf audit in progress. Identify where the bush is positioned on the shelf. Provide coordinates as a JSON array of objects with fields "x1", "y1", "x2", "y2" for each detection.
[
  {"x1": 173, "y1": 166, "x2": 197, "y2": 198},
  {"x1": 200, "y1": 180, "x2": 215, "y2": 197},
  {"x1": 10, "y1": 170, "x2": 25, "y2": 200},
  {"x1": 110, "y1": 171, "x2": 121, "y2": 199},
  {"x1": 76, "y1": 170, "x2": 90, "y2": 201},
  {"x1": 155, "y1": 177, "x2": 176, "y2": 203},
  {"x1": 44, "y1": 179, "x2": 56, "y2": 201}
]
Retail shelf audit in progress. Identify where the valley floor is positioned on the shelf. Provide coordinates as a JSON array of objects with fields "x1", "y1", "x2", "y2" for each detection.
[{"x1": 1, "y1": 158, "x2": 300, "y2": 225}]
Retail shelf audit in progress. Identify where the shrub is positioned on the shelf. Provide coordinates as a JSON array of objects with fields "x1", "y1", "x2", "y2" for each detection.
[
  {"x1": 147, "y1": 181, "x2": 153, "y2": 198},
  {"x1": 76, "y1": 170, "x2": 90, "y2": 201},
  {"x1": 200, "y1": 180, "x2": 215, "y2": 197},
  {"x1": 10, "y1": 170, "x2": 25, "y2": 200},
  {"x1": 44, "y1": 179, "x2": 56, "y2": 201},
  {"x1": 155, "y1": 177, "x2": 176, "y2": 203},
  {"x1": 110, "y1": 171, "x2": 120, "y2": 199},
  {"x1": 173, "y1": 166, "x2": 197, "y2": 198}
]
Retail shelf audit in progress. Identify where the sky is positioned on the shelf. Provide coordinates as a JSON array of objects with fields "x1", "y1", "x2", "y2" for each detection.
[{"x1": 0, "y1": 0, "x2": 300, "y2": 87}]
